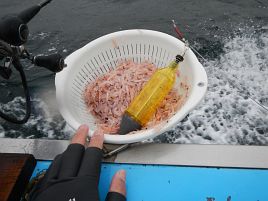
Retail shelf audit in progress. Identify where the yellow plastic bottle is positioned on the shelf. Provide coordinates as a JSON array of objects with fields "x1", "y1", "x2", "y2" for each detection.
[{"x1": 124, "y1": 55, "x2": 184, "y2": 127}]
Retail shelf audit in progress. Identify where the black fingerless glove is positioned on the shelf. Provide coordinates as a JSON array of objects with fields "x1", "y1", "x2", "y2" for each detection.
[{"x1": 29, "y1": 144, "x2": 126, "y2": 201}]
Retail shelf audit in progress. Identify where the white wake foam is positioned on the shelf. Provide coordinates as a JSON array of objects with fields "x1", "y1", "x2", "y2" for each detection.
[
  {"x1": 156, "y1": 27, "x2": 268, "y2": 145},
  {"x1": 0, "y1": 96, "x2": 73, "y2": 139},
  {"x1": 1, "y1": 27, "x2": 267, "y2": 145}
]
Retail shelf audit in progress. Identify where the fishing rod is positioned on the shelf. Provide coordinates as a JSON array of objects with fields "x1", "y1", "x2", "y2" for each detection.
[
  {"x1": 171, "y1": 19, "x2": 268, "y2": 113},
  {"x1": 172, "y1": 20, "x2": 206, "y2": 61},
  {"x1": 0, "y1": 0, "x2": 65, "y2": 124}
]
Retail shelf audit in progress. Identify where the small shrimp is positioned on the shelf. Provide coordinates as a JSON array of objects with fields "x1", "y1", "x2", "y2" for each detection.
[{"x1": 84, "y1": 60, "x2": 189, "y2": 134}]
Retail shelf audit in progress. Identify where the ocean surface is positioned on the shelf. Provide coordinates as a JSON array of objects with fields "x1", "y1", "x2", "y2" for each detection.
[{"x1": 0, "y1": 0, "x2": 267, "y2": 144}]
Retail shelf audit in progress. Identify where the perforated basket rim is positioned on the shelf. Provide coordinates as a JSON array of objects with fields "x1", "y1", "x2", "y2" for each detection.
[{"x1": 55, "y1": 29, "x2": 208, "y2": 144}]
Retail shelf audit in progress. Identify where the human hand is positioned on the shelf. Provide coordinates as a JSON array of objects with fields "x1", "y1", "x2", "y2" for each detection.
[{"x1": 29, "y1": 125, "x2": 126, "y2": 201}]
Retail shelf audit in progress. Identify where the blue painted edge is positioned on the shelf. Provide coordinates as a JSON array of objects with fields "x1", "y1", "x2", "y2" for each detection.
[{"x1": 30, "y1": 161, "x2": 268, "y2": 201}]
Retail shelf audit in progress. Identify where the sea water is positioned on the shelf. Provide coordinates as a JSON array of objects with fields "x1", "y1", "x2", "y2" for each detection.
[{"x1": 0, "y1": 0, "x2": 267, "y2": 144}]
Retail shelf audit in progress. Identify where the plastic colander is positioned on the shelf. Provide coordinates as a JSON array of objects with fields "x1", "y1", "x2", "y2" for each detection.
[{"x1": 55, "y1": 29, "x2": 207, "y2": 144}]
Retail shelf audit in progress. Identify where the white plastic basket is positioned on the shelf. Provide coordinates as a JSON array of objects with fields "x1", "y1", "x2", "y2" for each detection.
[{"x1": 55, "y1": 29, "x2": 207, "y2": 144}]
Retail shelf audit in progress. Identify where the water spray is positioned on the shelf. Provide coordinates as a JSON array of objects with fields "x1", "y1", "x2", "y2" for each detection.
[{"x1": 171, "y1": 19, "x2": 268, "y2": 113}]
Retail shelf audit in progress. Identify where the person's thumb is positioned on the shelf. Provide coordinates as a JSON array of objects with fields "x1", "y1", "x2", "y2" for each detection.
[{"x1": 105, "y1": 170, "x2": 126, "y2": 201}]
